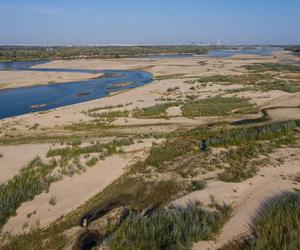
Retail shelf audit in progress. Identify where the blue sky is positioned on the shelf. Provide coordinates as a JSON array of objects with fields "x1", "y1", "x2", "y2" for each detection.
[{"x1": 0, "y1": 0, "x2": 299, "y2": 45}]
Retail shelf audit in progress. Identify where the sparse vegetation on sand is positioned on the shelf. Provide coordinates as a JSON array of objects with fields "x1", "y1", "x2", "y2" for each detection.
[
  {"x1": 85, "y1": 156, "x2": 99, "y2": 167},
  {"x1": 181, "y1": 96, "x2": 252, "y2": 117},
  {"x1": 220, "y1": 191, "x2": 300, "y2": 250},
  {"x1": 190, "y1": 72, "x2": 300, "y2": 93},
  {"x1": 0, "y1": 138, "x2": 134, "y2": 228},
  {"x1": 109, "y1": 203, "x2": 232, "y2": 250},
  {"x1": 1, "y1": 119, "x2": 299, "y2": 249},
  {"x1": 87, "y1": 110, "x2": 130, "y2": 119},
  {"x1": 132, "y1": 102, "x2": 180, "y2": 118},
  {"x1": 131, "y1": 120, "x2": 299, "y2": 178},
  {"x1": 245, "y1": 63, "x2": 300, "y2": 73},
  {"x1": 207, "y1": 120, "x2": 300, "y2": 147},
  {"x1": 0, "y1": 157, "x2": 58, "y2": 228},
  {"x1": 46, "y1": 138, "x2": 134, "y2": 165}
]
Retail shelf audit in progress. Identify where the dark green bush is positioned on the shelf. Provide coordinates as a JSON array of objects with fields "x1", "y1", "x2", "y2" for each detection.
[
  {"x1": 181, "y1": 96, "x2": 252, "y2": 117},
  {"x1": 0, "y1": 157, "x2": 58, "y2": 228},
  {"x1": 109, "y1": 203, "x2": 232, "y2": 250}
]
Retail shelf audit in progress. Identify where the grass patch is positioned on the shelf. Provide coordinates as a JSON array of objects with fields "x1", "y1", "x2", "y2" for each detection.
[
  {"x1": 245, "y1": 63, "x2": 300, "y2": 73},
  {"x1": 207, "y1": 120, "x2": 300, "y2": 147},
  {"x1": 47, "y1": 138, "x2": 134, "y2": 165},
  {"x1": 85, "y1": 156, "x2": 99, "y2": 167},
  {"x1": 189, "y1": 180, "x2": 207, "y2": 191},
  {"x1": 256, "y1": 79, "x2": 300, "y2": 93},
  {"x1": 217, "y1": 143, "x2": 269, "y2": 182},
  {"x1": 132, "y1": 102, "x2": 180, "y2": 118},
  {"x1": 87, "y1": 110, "x2": 130, "y2": 119},
  {"x1": 181, "y1": 96, "x2": 252, "y2": 117},
  {"x1": 192, "y1": 73, "x2": 300, "y2": 93},
  {"x1": 109, "y1": 202, "x2": 232, "y2": 250},
  {"x1": 220, "y1": 191, "x2": 300, "y2": 250},
  {"x1": 0, "y1": 157, "x2": 58, "y2": 228}
]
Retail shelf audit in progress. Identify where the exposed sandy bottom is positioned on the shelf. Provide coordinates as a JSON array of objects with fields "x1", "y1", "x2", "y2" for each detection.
[{"x1": 0, "y1": 70, "x2": 102, "y2": 90}]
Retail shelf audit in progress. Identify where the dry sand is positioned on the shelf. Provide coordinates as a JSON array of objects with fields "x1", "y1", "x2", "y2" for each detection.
[
  {"x1": 0, "y1": 70, "x2": 102, "y2": 90},
  {"x1": 0, "y1": 144, "x2": 52, "y2": 184}
]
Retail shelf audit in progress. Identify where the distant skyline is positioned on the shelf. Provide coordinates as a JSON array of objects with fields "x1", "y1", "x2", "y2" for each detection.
[{"x1": 1, "y1": 0, "x2": 300, "y2": 45}]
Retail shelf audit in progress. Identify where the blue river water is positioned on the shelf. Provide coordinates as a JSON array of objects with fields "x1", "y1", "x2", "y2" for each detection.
[
  {"x1": 0, "y1": 47, "x2": 282, "y2": 119},
  {"x1": 0, "y1": 63, "x2": 153, "y2": 119},
  {"x1": 207, "y1": 47, "x2": 281, "y2": 57}
]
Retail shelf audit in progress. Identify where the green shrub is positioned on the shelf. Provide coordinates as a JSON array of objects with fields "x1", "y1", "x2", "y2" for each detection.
[
  {"x1": 207, "y1": 120, "x2": 300, "y2": 147},
  {"x1": 86, "y1": 157, "x2": 99, "y2": 167},
  {"x1": 109, "y1": 203, "x2": 232, "y2": 250},
  {"x1": 181, "y1": 96, "x2": 252, "y2": 117},
  {"x1": 190, "y1": 180, "x2": 207, "y2": 191},
  {"x1": 0, "y1": 157, "x2": 58, "y2": 228},
  {"x1": 132, "y1": 102, "x2": 179, "y2": 118},
  {"x1": 220, "y1": 192, "x2": 300, "y2": 250},
  {"x1": 245, "y1": 63, "x2": 300, "y2": 73}
]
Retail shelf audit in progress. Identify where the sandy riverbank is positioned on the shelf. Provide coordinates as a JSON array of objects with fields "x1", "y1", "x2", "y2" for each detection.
[
  {"x1": 1, "y1": 51, "x2": 300, "y2": 248},
  {"x1": 0, "y1": 70, "x2": 102, "y2": 90}
]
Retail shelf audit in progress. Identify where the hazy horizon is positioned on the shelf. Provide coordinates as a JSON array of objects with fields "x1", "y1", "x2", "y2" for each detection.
[{"x1": 1, "y1": 0, "x2": 300, "y2": 45}]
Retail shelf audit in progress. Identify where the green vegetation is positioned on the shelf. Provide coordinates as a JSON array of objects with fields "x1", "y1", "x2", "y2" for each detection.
[
  {"x1": 109, "y1": 203, "x2": 232, "y2": 250},
  {"x1": 207, "y1": 120, "x2": 300, "y2": 147},
  {"x1": 191, "y1": 73, "x2": 300, "y2": 93},
  {"x1": 181, "y1": 96, "x2": 252, "y2": 117},
  {"x1": 257, "y1": 79, "x2": 300, "y2": 93},
  {"x1": 2, "y1": 119, "x2": 300, "y2": 249},
  {"x1": 0, "y1": 157, "x2": 58, "y2": 228},
  {"x1": 217, "y1": 143, "x2": 269, "y2": 182},
  {"x1": 47, "y1": 138, "x2": 134, "y2": 165},
  {"x1": 189, "y1": 180, "x2": 207, "y2": 191},
  {"x1": 87, "y1": 110, "x2": 130, "y2": 119},
  {"x1": 0, "y1": 138, "x2": 134, "y2": 229},
  {"x1": 221, "y1": 191, "x2": 300, "y2": 250},
  {"x1": 0, "y1": 45, "x2": 209, "y2": 61},
  {"x1": 245, "y1": 63, "x2": 300, "y2": 73},
  {"x1": 83, "y1": 102, "x2": 180, "y2": 120},
  {"x1": 194, "y1": 74, "x2": 243, "y2": 84},
  {"x1": 132, "y1": 120, "x2": 299, "y2": 179},
  {"x1": 85, "y1": 156, "x2": 99, "y2": 167},
  {"x1": 48, "y1": 196, "x2": 57, "y2": 206},
  {"x1": 132, "y1": 102, "x2": 180, "y2": 118}
]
